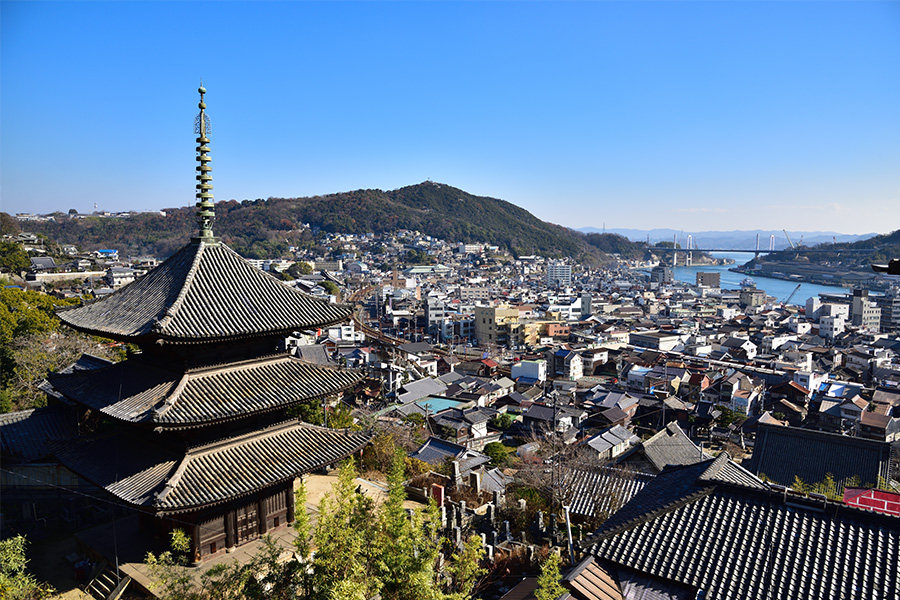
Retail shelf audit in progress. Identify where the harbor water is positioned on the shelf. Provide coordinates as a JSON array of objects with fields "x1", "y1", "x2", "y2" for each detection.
[{"x1": 674, "y1": 252, "x2": 850, "y2": 305}]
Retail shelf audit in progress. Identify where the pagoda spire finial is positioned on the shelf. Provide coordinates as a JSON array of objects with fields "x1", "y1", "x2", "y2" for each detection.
[{"x1": 194, "y1": 82, "x2": 216, "y2": 241}]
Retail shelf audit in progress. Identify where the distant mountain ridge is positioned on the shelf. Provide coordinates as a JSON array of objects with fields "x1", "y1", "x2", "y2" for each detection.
[
  {"x1": 13, "y1": 182, "x2": 645, "y2": 262},
  {"x1": 578, "y1": 227, "x2": 877, "y2": 251}
]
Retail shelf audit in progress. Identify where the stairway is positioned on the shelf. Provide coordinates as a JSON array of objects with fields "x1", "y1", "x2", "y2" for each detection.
[{"x1": 84, "y1": 561, "x2": 131, "y2": 600}]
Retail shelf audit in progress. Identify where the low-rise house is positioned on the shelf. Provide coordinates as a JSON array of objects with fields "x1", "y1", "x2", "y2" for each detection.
[
  {"x1": 429, "y1": 407, "x2": 498, "y2": 450},
  {"x1": 585, "y1": 425, "x2": 641, "y2": 461},
  {"x1": 521, "y1": 403, "x2": 587, "y2": 437},
  {"x1": 510, "y1": 359, "x2": 547, "y2": 385},
  {"x1": 616, "y1": 422, "x2": 710, "y2": 474},
  {"x1": 547, "y1": 348, "x2": 583, "y2": 380},
  {"x1": 30, "y1": 257, "x2": 56, "y2": 272},
  {"x1": 397, "y1": 377, "x2": 448, "y2": 405},
  {"x1": 106, "y1": 267, "x2": 135, "y2": 288}
]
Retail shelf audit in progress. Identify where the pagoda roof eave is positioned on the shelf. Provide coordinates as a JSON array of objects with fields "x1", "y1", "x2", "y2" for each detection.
[
  {"x1": 56, "y1": 320, "x2": 349, "y2": 347},
  {"x1": 57, "y1": 241, "x2": 353, "y2": 341},
  {"x1": 48, "y1": 354, "x2": 365, "y2": 427},
  {"x1": 52, "y1": 421, "x2": 373, "y2": 514}
]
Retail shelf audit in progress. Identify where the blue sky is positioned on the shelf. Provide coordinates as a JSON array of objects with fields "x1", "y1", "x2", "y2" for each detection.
[{"x1": 2, "y1": 1, "x2": 898, "y2": 235}]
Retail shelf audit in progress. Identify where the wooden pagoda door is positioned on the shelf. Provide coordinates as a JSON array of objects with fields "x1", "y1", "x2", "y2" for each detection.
[{"x1": 235, "y1": 503, "x2": 259, "y2": 545}]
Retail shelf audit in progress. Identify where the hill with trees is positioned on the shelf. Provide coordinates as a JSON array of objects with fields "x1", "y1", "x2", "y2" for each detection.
[
  {"x1": 755, "y1": 228, "x2": 900, "y2": 267},
  {"x1": 11, "y1": 182, "x2": 647, "y2": 262}
]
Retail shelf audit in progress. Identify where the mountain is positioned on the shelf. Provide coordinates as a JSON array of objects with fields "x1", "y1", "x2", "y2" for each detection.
[
  {"x1": 13, "y1": 182, "x2": 646, "y2": 262},
  {"x1": 577, "y1": 228, "x2": 877, "y2": 251}
]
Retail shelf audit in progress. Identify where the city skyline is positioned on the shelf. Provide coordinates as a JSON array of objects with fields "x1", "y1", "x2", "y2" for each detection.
[{"x1": 2, "y1": 1, "x2": 898, "y2": 235}]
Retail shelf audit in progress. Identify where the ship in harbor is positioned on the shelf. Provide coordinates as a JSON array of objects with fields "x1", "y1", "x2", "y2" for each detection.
[{"x1": 740, "y1": 277, "x2": 757, "y2": 288}]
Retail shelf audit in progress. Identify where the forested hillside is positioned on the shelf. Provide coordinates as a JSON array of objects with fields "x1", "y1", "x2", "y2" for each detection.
[
  {"x1": 16, "y1": 182, "x2": 647, "y2": 261},
  {"x1": 758, "y1": 228, "x2": 900, "y2": 267}
]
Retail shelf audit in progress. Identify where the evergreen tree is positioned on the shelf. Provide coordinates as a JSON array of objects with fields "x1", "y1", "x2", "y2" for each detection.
[
  {"x1": 293, "y1": 478, "x2": 312, "y2": 559},
  {"x1": 535, "y1": 552, "x2": 566, "y2": 600},
  {"x1": 311, "y1": 461, "x2": 378, "y2": 600},
  {"x1": 446, "y1": 534, "x2": 486, "y2": 600},
  {"x1": 0, "y1": 535, "x2": 55, "y2": 600},
  {"x1": 376, "y1": 449, "x2": 443, "y2": 600}
]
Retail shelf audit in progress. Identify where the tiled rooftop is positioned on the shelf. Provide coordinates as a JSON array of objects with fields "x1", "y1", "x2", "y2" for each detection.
[
  {"x1": 48, "y1": 355, "x2": 363, "y2": 427},
  {"x1": 58, "y1": 240, "x2": 352, "y2": 343},
  {"x1": 54, "y1": 421, "x2": 372, "y2": 512}
]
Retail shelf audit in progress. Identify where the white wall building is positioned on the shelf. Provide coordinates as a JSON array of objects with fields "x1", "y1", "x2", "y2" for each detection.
[
  {"x1": 820, "y1": 315, "x2": 846, "y2": 339},
  {"x1": 546, "y1": 262, "x2": 572, "y2": 287}
]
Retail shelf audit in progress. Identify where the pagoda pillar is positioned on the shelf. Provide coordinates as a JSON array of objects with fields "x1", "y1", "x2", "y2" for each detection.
[
  {"x1": 225, "y1": 509, "x2": 236, "y2": 551},
  {"x1": 286, "y1": 486, "x2": 295, "y2": 524},
  {"x1": 258, "y1": 495, "x2": 268, "y2": 535}
]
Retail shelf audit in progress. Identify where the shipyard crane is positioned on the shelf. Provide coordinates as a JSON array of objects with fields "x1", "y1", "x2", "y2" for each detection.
[
  {"x1": 783, "y1": 229, "x2": 797, "y2": 249},
  {"x1": 782, "y1": 284, "x2": 802, "y2": 305}
]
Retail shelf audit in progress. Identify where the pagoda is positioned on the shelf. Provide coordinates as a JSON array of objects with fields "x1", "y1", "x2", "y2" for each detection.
[{"x1": 45, "y1": 85, "x2": 371, "y2": 561}]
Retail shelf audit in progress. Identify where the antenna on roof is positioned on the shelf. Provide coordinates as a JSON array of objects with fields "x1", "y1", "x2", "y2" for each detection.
[{"x1": 194, "y1": 82, "x2": 216, "y2": 242}]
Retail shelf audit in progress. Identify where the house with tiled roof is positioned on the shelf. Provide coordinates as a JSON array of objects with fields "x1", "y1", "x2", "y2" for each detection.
[
  {"x1": 582, "y1": 453, "x2": 900, "y2": 599},
  {"x1": 616, "y1": 422, "x2": 710, "y2": 474}
]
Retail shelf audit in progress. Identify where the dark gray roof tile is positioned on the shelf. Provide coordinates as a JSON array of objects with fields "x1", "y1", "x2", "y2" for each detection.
[
  {"x1": 48, "y1": 355, "x2": 363, "y2": 427},
  {"x1": 746, "y1": 423, "x2": 892, "y2": 490},
  {"x1": 0, "y1": 406, "x2": 76, "y2": 462},
  {"x1": 584, "y1": 480, "x2": 900, "y2": 600},
  {"x1": 563, "y1": 467, "x2": 654, "y2": 520},
  {"x1": 54, "y1": 421, "x2": 372, "y2": 512},
  {"x1": 58, "y1": 241, "x2": 351, "y2": 343},
  {"x1": 638, "y1": 422, "x2": 711, "y2": 472}
]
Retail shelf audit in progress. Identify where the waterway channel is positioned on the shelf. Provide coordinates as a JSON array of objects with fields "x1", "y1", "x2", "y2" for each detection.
[{"x1": 673, "y1": 252, "x2": 850, "y2": 306}]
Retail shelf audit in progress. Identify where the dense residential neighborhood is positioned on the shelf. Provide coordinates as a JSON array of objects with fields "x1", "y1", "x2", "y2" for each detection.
[{"x1": 2, "y1": 219, "x2": 899, "y2": 599}]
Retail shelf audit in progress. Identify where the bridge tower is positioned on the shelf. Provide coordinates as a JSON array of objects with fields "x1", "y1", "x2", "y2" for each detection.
[
  {"x1": 686, "y1": 235, "x2": 693, "y2": 266},
  {"x1": 672, "y1": 234, "x2": 678, "y2": 267},
  {"x1": 755, "y1": 233, "x2": 760, "y2": 259}
]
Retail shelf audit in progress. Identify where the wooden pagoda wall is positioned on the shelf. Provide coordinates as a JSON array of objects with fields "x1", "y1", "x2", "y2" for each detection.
[{"x1": 155, "y1": 482, "x2": 295, "y2": 562}]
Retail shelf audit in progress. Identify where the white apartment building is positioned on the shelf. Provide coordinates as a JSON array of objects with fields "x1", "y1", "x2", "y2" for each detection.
[
  {"x1": 546, "y1": 262, "x2": 572, "y2": 287},
  {"x1": 851, "y1": 290, "x2": 881, "y2": 332}
]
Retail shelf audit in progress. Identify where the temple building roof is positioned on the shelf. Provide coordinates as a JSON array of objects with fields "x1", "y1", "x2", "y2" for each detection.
[
  {"x1": 57, "y1": 240, "x2": 351, "y2": 344},
  {"x1": 54, "y1": 420, "x2": 372, "y2": 513},
  {"x1": 582, "y1": 454, "x2": 899, "y2": 600},
  {"x1": 48, "y1": 354, "x2": 363, "y2": 428}
]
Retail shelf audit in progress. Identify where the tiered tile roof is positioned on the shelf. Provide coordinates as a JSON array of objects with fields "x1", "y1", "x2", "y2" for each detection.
[
  {"x1": 58, "y1": 240, "x2": 351, "y2": 343},
  {"x1": 747, "y1": 423, "x2": 893, "y2": 489},
  {"x1": 49, "y1": 354, "x2": 362, "y2": 428},
  {"x1": 54, "y1": 421, "x2": 371, "y2": 513}
]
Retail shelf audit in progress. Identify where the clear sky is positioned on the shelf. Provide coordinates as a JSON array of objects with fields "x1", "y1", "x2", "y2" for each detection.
[{"x1": 2, "y1": 1, "x2": 898, "y2": 235}]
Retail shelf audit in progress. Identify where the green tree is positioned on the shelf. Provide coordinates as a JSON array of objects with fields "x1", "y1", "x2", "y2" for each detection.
[
  {"x1": 312, "y1": 461, "x2": 378, "y2": 600},
  {"x1": 295, "y1": 400, "x2": 325, "y2": 426},
  {"x1": 293, "y1": 478, "x2": 312, "y2": 560},
  {"x1": 0, "y1": 242, "x2": 29, "y2": 274},
  {"x1": 790, "y1": 475, "x2": 809, "y2": 494},
  {"x1": 490, "y1": 413, "x2": 514, "y2": 430},
  {"x1": 446, "y1": 534, "x2": 486, "y2": 599},
  {"x1": 535, "y1": 552, "x2": 566, "y2": 600},
  {"x1": 287, "y1": 262, "x2": 313, "y2": 278},
  {"x1": 0, "y1": 535, "x2": 55, "y2": 600},
  {"x1": 375, "y1": 450, "x2": 443, "y2": 600},
  {"x1": 320, "y1": 281, "x2": 340, "y2": 297},
  {"x1": 483, "y1": 441, "x2": 510, "y2": 467}
]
